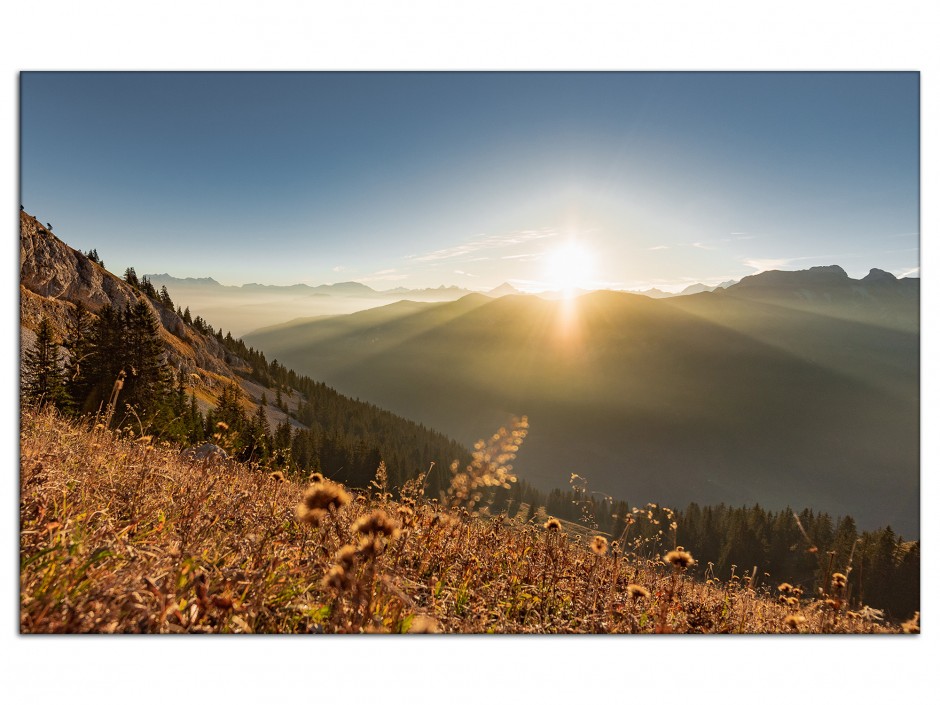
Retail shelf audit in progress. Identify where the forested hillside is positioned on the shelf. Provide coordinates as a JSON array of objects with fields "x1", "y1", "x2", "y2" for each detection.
[
  {"x1": 246, "y1": 273, "x2": 919, "y2": 536},
  {"x1": 19, "y1": 209, "x2": 472, "y2": 492}
]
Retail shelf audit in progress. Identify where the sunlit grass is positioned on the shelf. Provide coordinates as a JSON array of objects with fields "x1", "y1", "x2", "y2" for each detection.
[{"x1": 20, "y1": 405, "x2": 906, "y2": 634}]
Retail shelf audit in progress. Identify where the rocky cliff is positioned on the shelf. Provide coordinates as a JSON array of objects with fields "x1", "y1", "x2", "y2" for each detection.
[{"x1": 19, "y1": 209, "x2": 245, "y2": 392}]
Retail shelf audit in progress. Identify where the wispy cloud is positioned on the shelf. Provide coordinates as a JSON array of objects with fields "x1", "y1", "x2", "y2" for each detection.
[
  {"x1": 501, "y1": 252, "x2": 543, "y2": 261},
  {"x1": 454, "y1": 269, "x2": 479, "y2": 277},
  {"x1": 332, "y1": 265, "x2": 347, "y2": 272},
  {"x1": 648, "y1": 245, "x2": 670, "y2": 251},
  {"x1": 409, "y1": 229, "x2": 557, "y2": 262},
  {"x1": 895, "y1": 266, "x2": 919, "y2": 278},
  {"x1": 691, "y1": 242, "x2": 716, "y2": 250}
]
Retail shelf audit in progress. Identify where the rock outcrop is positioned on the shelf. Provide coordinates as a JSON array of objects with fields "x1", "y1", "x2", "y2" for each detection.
[{"x1": 19, "y1": 209, "x2": 246, "y2": 390}]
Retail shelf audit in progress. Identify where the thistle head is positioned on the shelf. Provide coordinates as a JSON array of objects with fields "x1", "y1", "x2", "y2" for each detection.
[{"x1": 664, "y1": 549, "x2": 695, "y2": 569}]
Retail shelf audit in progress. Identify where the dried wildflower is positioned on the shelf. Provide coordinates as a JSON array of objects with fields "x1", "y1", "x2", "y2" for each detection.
[
  {"x1": 321, "y1": 565, "x2": 351, "y2": 591},
  {"x1": 216, "y1": 421, "x2": 229, "y2": 431},
  {"x1": 778, "y1": 582, "x2": 793, "y2": 594},
  {"x1": 627, "y1": 584, "x2": 650, "y2": 600},
  {"x1": 664, "y1": 549, "x2": 695, "y2": 569},
  {"x1": 824, "y1": 598, "x2": 841, "y2": 610},
  {"x1": 786, "y1": 597, "x2": 800, "y2": 608},
  {"x1": 831, "y1": 572, "x2": 848, "y2": 589},
  {"x1": 356, "y1": 536, "x2": 380, "y2": 560},
  {"x1": 791, "y1": 587, "x2": 803, "y2": 598},
  {"x1": 351, "y1": 509, "x2": 400, "y2": 538},
  {"x1": 784, "y1": 614, "x2": 806, "y2": 630},
  {"x1": 544, "y1": 517, "x2": 562, "y2": 531},
  {"x1": 408, "y1": 615, "x2": 442, "y2": 634},
  {"x1": 295, "y1": 480, "x2": 351, "y2": 525},
  {"x1": 269, "y1": 470, "x2": 286, "y2": 483},
  {"x1": 308, "y1": 472, "x2": 325, "y2": 483},
  {"x1": 591, "y1": 536, "x2": 608, "y2": 556},
  {"x1": 334, "y1": 544, "x2": 358, "y2": 570}
]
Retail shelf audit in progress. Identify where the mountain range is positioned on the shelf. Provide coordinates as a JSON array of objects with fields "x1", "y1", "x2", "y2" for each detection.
[
  {"x1": 245, "y1": 266, "x2": 920, "y2": 536},
  {"x1": 144, "y1": 273, "x2": 740, "y2": 337}
]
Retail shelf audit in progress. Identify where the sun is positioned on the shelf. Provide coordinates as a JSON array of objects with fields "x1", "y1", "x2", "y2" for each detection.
[{"x1": 543, "y1": 241, "x2": 595, "y2": 294}]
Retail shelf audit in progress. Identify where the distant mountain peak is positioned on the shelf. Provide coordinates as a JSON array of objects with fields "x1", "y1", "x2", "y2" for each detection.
[
  {"x1": 488, "y1": 282, "x2": 522, "y2": 296},
  {"x1": 147, "y1": 273, "x2": 222, "y2": 286},
  {"x1": 735, "y1": 264, "x2": 849, "y2": 289},
  {"x1": 679, "y1": 283, "x2": 714, "y2": 296},
  {"x1": 862, "y1": 268, "x2": 898, "y2": 283}
]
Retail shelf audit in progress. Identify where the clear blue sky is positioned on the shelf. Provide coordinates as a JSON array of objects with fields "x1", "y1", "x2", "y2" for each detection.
[{"x1": 21, "y1": 72, "x2": 919, "y2": 291}]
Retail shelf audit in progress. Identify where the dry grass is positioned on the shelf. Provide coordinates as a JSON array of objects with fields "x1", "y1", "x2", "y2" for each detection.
[{"x1": 19, "y1": 406, "x2": 904, "y2": 634}]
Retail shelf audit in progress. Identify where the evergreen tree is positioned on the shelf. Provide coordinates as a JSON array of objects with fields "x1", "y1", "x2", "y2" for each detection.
[
  {"x1": 123, "y1": 267, "x2": 140, "y2": 289},
  {"x1": 121, "y1": 299, "x2": 172, "y2": 415},
  {"x1": 248, "y1": 403, "x2": 271, "y2": 461},
  {"x1": 159, "y1": 285, "x2": 174, "y2": 310},
  {"x1": 22, "y1": 317, "x2": 66, "y2": 408},
  {"x1": 62, "y1": 302, "x2": 96, "y2": 410},
  {"x1": 81, "y1": 304, "x2": 126, "y2": 414},
  {"x1": 139, "y1": 276, "x2": 158, "y2": 299}
]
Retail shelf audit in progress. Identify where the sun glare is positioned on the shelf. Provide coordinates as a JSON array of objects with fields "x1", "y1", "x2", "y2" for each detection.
[{"x1": 544, "y1": 241, "x2": 595, "y2": 295}]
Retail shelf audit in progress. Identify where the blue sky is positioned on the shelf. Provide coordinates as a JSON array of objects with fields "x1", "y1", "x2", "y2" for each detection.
[{"x1": 21, "y1": 72, "x2": 919, "y2": 291}]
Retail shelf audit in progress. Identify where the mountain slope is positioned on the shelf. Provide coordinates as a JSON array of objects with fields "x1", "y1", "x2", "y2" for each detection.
[
  {"x1": 19, "y1": 209, "x2": 472, "y2": 486},
  {"x1": 245, "y1": 273, "x2": 919, "y2": 536}
]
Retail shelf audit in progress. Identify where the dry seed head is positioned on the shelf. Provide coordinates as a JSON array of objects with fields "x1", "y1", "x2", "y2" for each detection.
[
  {"x1": 321, "y1": 565, "x2": 351, "y2": 591},
  {"x1": 356, "y1": 536, "x2": 381, "y2": 560},
  {"x1": 544, "y1": 517, "x2": 562, "y2": 531},
  {"x1": 778, "y1": 582, "x2": 793, "y2": 594},
  {"x1": 591, "y1": 535, "x2": 608, "y2": 556},
  {"x1": 299, "y1": 480, "x2": 351, "y2": 512},
  {"x1": 269, "y1": 470, "x2": 286, "y2": 483},
  {"x1": 334, "y1": 544, "x2": 358, "y2": 570},
  {"x1": 901, "y1": 612, "x2": 920, "y2": 634},
  {"x1": 627, "y1": 584, "x2": 650, "y2": 600},
  {"x1": 351, "y1": 509, "x2": 400, "y2": 538},
  {"x1": 664, "y1": 549, "x2": 695, "y2": 569},
  {"x1": 784, "y1": 614, "x2": 806, "y2": 630},
  {"x1": 831, "y1": 572, "x2": 848, "y2": 589},
  {"x1": 295, "y1": 507, "x2": 326, "y2": 526},
  {"x1": 308, "y1": 472, "x2": 325, "y2": 483}
]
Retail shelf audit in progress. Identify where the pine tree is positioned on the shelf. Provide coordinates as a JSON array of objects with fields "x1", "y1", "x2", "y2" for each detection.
[
  {"x1": 248, "y1": 403, "x2": 272, "y2": 462},
  {"x1": 81, "y1": 304, "x2": 126, "y2": 414},
  {"x1": 159, "y1": 285, "x2": 174, "y2": 310},
  {"x1": 22, "y1": 316, "x2": 66, "y2": 408},
  {"x1": 121, "y1": 299, "x2": 172, "y2": 415},
  {"x1": 123, "y1": 267, "x2": 140, "y2": 289},
  {"x1": 62, "y1": 302, "x2": 96, "y2": 411}
]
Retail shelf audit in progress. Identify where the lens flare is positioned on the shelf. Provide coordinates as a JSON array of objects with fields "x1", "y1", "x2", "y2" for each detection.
[{"x1": 544, "y1": 241, "x2": 594, "y2": 295}]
